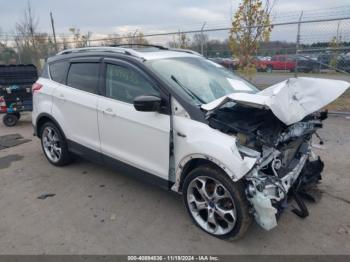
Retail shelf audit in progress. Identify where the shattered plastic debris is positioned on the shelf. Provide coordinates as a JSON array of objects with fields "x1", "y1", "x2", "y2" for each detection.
[
  {"x1": 37, "y1": 193, "x2": 56, "y2": 200},
  {"x1": 337, "y1": 225, "x2": 350, "y2": 235},
  {"x1": 311, "y1": 143, "x2": 326, "y2": 150}
]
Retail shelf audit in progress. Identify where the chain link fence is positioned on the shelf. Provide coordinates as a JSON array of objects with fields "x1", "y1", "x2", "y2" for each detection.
[
  {"x1": 1, "y1": 16, "x2": 350, "y2": 77},
  {"x1": 1, "y1": 14, "x2": 349, "y2": 111}
]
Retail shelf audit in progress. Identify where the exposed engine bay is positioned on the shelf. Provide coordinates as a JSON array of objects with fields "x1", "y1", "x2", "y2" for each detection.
[
  {"x1": 200, "y1": 77, "x2": 349, "y2": 230},
  {"x1": 207, "y1": 104, "x2": 327, "y2": 230}
]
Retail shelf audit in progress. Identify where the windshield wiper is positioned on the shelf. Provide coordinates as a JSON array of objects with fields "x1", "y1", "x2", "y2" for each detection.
[{"x1": 171, "y1": 75, "x2": 205, "y2": 104}]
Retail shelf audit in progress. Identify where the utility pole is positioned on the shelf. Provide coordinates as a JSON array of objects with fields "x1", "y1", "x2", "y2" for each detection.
[
  {"x1": 336, "y1": 20, "x2": 341, "y2": 43},
  {"x1": 294, "y1": 11, "x2": 303, "y2": 77},
  {"x1": 50, "y1": 12, "x2": 58, "y2": 52},
  {"x1": 87, "y1": 31, "x2": 92, "y2": 47},
  {"x1": 200, "y1": 22, "x2": 206, "y2": 55}
]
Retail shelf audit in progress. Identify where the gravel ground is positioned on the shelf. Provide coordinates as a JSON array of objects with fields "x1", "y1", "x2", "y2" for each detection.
[{"x1": 0, "y1": 113, "x2": 349, "y2": 255}]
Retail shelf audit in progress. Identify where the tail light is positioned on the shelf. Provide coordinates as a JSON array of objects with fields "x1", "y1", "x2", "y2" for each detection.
[
  {"x1": 32, "y1": 83, "x2": 43, "y2": 93},
  {"x1": 0, "y1": 96, "x2": 6, "y2": 113}
]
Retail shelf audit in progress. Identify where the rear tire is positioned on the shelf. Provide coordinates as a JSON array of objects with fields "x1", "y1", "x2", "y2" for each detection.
[
  {"x1": 40, "y1": 122, "x2": 71, "y2": 166},
  {"x1": 183, "y1": 164, "x2": 252, "y2": 241},
  {"x1": 2, "y1": 113, "x2": 18, "y2": 127}
]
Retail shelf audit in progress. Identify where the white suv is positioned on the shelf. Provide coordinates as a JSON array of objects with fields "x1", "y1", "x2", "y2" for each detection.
[{"x1": 32, "y1": 46, "x2": 349, "y2": 240}]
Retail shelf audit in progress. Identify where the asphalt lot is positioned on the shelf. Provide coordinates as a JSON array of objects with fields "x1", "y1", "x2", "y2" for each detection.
[
  {"x1": 0, "y1": 113, "x2": 350, "y2": 255},
  {"x1": 250, "y1": 72, "x2": 350, "y2": 87}
]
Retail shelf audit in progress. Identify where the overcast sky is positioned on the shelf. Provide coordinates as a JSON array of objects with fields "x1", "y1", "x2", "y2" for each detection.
[{"x1": 0, "y1": 0, "x2": 349, "y2": 43}]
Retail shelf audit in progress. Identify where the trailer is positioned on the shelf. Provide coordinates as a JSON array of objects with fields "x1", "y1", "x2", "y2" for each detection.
[{"x1": 0, "y1": 64, "x2": 38, "y2": 126}]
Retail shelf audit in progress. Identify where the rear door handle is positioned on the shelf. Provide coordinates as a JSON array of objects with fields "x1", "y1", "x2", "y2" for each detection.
[{"x1": 102, "y1": 108, "x2": 116, "y2": 116}]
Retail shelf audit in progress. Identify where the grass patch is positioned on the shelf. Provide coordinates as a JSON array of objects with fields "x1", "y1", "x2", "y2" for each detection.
[{"x1": 326, "y1": 89, "x2": 350, "y2": 111}]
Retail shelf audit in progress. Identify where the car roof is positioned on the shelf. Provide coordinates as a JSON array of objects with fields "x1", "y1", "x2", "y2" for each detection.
[{"x1": 51, "y1": 46, "x2": 201, "y2": 63}]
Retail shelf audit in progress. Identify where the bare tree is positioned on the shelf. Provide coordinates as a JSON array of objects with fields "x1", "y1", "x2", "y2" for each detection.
[
  {"x1": 133, "y1": 32, "x2": 148, "y2": 45},
  {"x1": 13, "y1": 1, "x2": 56, "y2": 67},
  {"x1": 16, "y1": 1, "x2": 39, "y2": 48},
  {"x1": 14, "y1": 1, "x2": 40, "y2": 66},
  {"x1": 69, "y1": 27, "x2": 88, "y2": 48},
  {"x1": 102, "y1": 33, "x2": 122, "y2": 46},
  {"x1": 124, "y1": 31, "x2": 148, "y2": 45},
  {"x1": 192, "y1": 33, "x2": 209, "y2": 53},
  {"x1": 167, "y1": 32, "x2": 190, "y2": 48}
]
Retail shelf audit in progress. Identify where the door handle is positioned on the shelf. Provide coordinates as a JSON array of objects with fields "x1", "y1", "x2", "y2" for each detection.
[{"x1": 102, "y1": 108, "x2": 116, "y2": 116}]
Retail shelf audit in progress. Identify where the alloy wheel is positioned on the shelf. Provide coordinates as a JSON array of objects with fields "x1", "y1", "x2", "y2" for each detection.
[
  {"x1": 186, "y1": 176, "x2": 237, "y2": 235},
  {"x1": 42, "y1": 126, "x2": 62, "y2": 163}
]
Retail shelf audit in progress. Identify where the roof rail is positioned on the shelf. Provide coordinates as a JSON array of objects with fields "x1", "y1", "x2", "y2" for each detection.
[
  {"x1": 168, "y1": 48, "x2": 202, "y2": 56},
  {"x1": 110, "y1": 44, "x2": 168, "y2": 50},
  {"x1": 56, "y1": 46, "x2": 140, "y2": 57}
]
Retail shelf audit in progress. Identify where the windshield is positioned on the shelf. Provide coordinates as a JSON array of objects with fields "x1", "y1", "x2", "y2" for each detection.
[{"x1": 145, "y1": 56, "x2": 259, "y2": 104}]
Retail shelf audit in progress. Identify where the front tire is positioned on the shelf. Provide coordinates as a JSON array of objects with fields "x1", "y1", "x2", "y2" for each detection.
[
  {"x1": 183, "y1": 165, "x2": 252, "y2": 240},
  {"x1": 40, "y1": 122, "x2": 71, "y2": 166}
]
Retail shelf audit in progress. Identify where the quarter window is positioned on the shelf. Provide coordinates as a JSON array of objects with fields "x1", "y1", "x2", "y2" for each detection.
[
  {"x1": 106, "y1": 64, "x2": 159, "y2": 103},
  {"x1": 67, "y1": 63, "x2": 100, "y2": 94},
  {"x1": 50, "y1": 61, "x2": 69, "y2": 84}
]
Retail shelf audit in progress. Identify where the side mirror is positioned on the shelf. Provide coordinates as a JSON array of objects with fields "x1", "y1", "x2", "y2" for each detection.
[{"x1": 133, "y1": 95, "x2": 162, "y2": 112}]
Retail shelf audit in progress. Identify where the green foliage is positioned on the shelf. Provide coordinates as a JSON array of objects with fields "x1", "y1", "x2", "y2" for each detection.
[
  {"x1": 0, "y1": 44, "x2": 17, "y2": 64},
  {"x1": 229, "y1": 0, "x2": 274, "y2": 78}
]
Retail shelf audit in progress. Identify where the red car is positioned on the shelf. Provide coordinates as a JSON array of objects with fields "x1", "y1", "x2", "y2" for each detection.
[{"x1": 255, "y1": 55, "x2": 296, "y2": 72}]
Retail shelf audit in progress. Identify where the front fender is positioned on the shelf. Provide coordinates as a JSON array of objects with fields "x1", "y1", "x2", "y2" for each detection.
[{"x1": 172, "y1": 116, "x2": 257, "y2": 192}]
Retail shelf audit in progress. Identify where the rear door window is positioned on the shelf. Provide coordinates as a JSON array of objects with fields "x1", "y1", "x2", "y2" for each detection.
[
  {"x1": 49, "y1": 61, "x2": 69, "y2": 84},
  {"x1": 67, "y1": 63, "x2": 100, "y2": 94}
]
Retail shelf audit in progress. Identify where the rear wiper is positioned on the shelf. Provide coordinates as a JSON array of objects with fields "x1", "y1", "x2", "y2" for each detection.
[{"x1": 171, "y1": 75, "x2": 205, "y2": 104}]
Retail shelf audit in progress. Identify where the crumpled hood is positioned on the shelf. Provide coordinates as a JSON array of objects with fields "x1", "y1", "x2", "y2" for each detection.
[{"x1": 201, "y1": 77, "x2": 349, "y2": 125}]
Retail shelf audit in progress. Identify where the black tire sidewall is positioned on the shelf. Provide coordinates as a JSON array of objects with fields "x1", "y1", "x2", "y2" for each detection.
[
  {"x1": 182, "y1": 165, "x2": 251, "y2": 240},
  {"x1": 3, "y1": 114, "x2": 18, "y2": 127},
  {"x1": 39, "y1": 122, "x2": 70, "y2": 166},
  {"x1": 14, "y1": 112, "x2": 20, "y2": 120}
]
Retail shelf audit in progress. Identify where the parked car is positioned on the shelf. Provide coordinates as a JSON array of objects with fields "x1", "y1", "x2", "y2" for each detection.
[
  {"x1": 255, "y1": 54, "x2": 296, "y2": 72},
  {"x1": 336, "y1": 53, "x2": 350, "y2": 73},
  {"x1": 32, "y1": 46, "x2": 348, "y2": 240},
  {"x1": 294, "y1": 56, "x2": 320, "y2": 73},
  {"x1": 255, "y1": 55, "x2": 271, "y2": 61},
  {"x1": 210, "y1": 57, "x2": 238, "y2": 71}
]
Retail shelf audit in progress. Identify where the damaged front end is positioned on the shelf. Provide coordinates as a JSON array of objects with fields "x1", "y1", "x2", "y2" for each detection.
[
  {"x1": 202, "y1": 77, "x2": 349, "y2": 231},
  {"x1": 210, "y1": 106, "x2": 326, "y2": 230}
]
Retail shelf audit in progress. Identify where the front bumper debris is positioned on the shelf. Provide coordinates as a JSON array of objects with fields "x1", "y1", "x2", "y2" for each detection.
[{"x1": 245, "y1": 145, "x2": 324, "y2": 231}]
